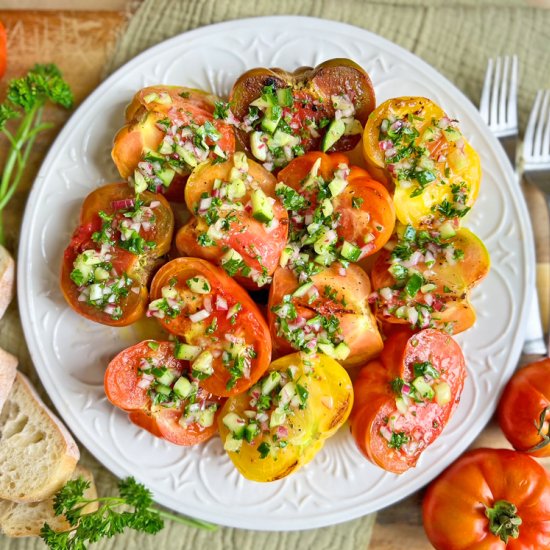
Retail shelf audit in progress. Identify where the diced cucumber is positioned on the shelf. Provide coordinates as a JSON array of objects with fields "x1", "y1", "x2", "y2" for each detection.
[
  {"x1": 191, "y1": 351, "x2": 214, "y2": 377},
  {"x1": 340, "y1": 241, "x2": 361, "y2": 262},
  {"x1": 155, "y1": 384, "x2": 172, "y2": 396},
  {"x1": 343, "y1": 118, "x2": 363, "y2": 135},
  {"x1": 156, "y1": 369, "x2": 177, "y2": 387},
  {"x1": 198, "y1": 405, "x2": 217, "y2": 428},
  {"x1": 175, "y1": 145, "x2": 198, "y2": 168},
  {"x1": 186, "y1": 275, "x2": 211, "y2": 294},
  {"x1": 233, "y1": 151, "x2": 249, "y2": 172},
  {"x1": 173, "y1": 376, "x2": 193, "y2": 399},
  {"x1": 82, "y1": 251, "x2": 103, "y2": 266},
  {"x1": 272, "y1": 129, "x2": 299, "y2": 147},
  {"x1": 333, "y1": 342, "x2": 350, "y2": 361},
  {"x1": 89, "y1": 284, "x2": 103, "y2": 302},
  {"x1": 224, "y1": 433, "x2": 243, "y2": 452},
  {"x1": 93, "y1": 267, "x2": 109, "y2": 282},
  {"x1": 158, "y1": 140, "x2": 173, "y2": 155},
  {"x1": 261, "y1": 106, "x2": 282, "y2": 134},
  {"x1": 318, "y1": 342, "x2": 335, "y2": 357},
  {"x1": 222, "y1": 412, "x2": 246, "y2": 438},
  {"x1": 250, "y1": 131, "x2": 267, "y2": 161},
  {"x1": 250, "y1": 96, "x2": 271, "y2": 109},
  {"x1": 439, "y1": 221, "x2": 456, "y2": 239},
  {"x1": 443, "y1": 126, "x2": 462, "y2": 142},
  {"x1": 279, "y1": 246, "x2": 294, "y2": 268},
  {"x1": 314, "y1": 229, "x2": 337, "y2": 255},
  {"x1": 321, "y1": 119, "x2": 346, "y2": 152},
  {"x1": 156, "y1": 92, "x2": 172, "y2": 105},
  {"x1": 321, "y1": 198, "x2": 333, "y2": 217},
  {"x1": 261, "y1": 371, "x2": 282, "y2": 395},
  {"x1": 279, "y1": 381, "x2": 297, "y2": 405},
  {"x1": 174, "y1": 342, "x2": 201, "y2": 361},
  {"x1": 328, "y1": 175, "x2": 348, "y2": 197},
  {"x1": 244, "y1": 422, "x2": 260, "y2": 443},
  {"x1": 412, "y1": 376, "x2": 435, "y2": 400},
  {"x1": 221, "y1": 248, "x2": 243, "y2": 266},
  {"x1": 434, "y1": 381, "x2": 451, "y2": 405},
  {"x1": 157, "y1": 168, "x2": 175, "y2": 187},
  {"x1": 134, "y1": 170, "x2": 148, "y2": 193},
  {"x1": 293, "y1": 281, "x2": 314, "y2": 297},
  {"x1": 269, "y1": 408, "x2": 286, "y2": 428},
  {"x1": 226, "y1": 179, "x2": 247, "y2": 200},
  {"x1": 276, "y1": 87, "x2": 293, "y2": 107},
  {"x1": 143, "y1": 92, "x2": 159, "y2": 104},
  {"x1": 213, "y1": 144, "x2": 227, "y2": 160},
  {"x1": 251, "y1": 188, "x2": 274, "y2": 223},
  {"x1": 161, "y1": 285, "x2": 179, "y2": 299},
  {"x1": 314, "y1": 252, "x2": 336, "y2": 266},
  {"x1": 421, "y1": 283, "x2": 437, "y2": 294}
]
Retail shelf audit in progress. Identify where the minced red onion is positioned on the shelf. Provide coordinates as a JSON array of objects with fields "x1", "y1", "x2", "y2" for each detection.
[
  {"x1": 189, "y1": 309, "x2": 210, "y2": 323},
  {"x1": 203, "y1": 296, "x2": 212, "y2": 312},
  {"x1": 137, "y1": 378, "x2": 153, "y2": 390},
  {"x1": 216, "y1": 295, "x2": 228, "y2": 310},
  {"x1": 111, "y1": 198, "x2": 135, "y2": 210}
]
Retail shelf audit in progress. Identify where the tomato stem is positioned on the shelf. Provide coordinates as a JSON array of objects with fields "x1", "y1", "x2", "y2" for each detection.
[
  {"x1": 485, "y1": 500, "x2": 522, "y2": 543},
  {"x1": 528, "y1": 405, "x2": 550, "y2": 452}
]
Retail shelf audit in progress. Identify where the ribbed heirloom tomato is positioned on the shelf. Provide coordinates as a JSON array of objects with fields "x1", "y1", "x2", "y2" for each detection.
[
  {"x1": 498, "y1": 358, "x2": 550, "y2": 457},
  {"x1": 218, "y1": 352, "x2": 353, "y2": 482},
  {"x1": 148, "y1": 257, "x2": 271, "y2": 397},
  {"x1": 112, "y1": 85, "x2": 235, "y2": 201},
  {"x1": 105, "y1": 340, "x2": 224, "y2": 445},
  {"x1": 423, "y1": 448, "x2": 550, "y2": 549},
  {"x1": 61, "y1": 183, "x2": 174, "y2": 326},
  {"x1": 350, "y1": 328, "x2": 466, "y2": 473}
]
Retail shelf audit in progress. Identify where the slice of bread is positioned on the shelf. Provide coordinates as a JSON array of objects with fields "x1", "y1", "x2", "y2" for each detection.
[
  {"x1": 0, "y1": 373, "x2": 79, "y2": 502},
  {"x1": 0, "y1": 245, "x2": 14, "y2": 320},
  {"x1": 0, "y1": 347, "x2": 17, "y2": 413},
  {"x1": 0, "y1": 465, "x2": 98, "y2": 537}
]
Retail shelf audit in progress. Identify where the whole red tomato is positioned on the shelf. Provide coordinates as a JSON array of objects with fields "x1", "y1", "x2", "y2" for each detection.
[
  {"x1": 0, "y1": 20, "x2": 6, "y2": 78},
  {"x1": 498, "y1": 358, "x2": 550, "y2": 457},
  {"x1": 423, "y1": 448, "x2": 550, "y2": 549}
]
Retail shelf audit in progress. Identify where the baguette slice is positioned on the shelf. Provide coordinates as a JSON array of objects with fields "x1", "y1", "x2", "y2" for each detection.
[
  {"x1": 0, "y1": 465, "x2": 98, "y2": 537},
  {"x1": 0, "y1": 245, "x2": 14, "y2": 320},
  {"x1": 0, "y1": 347, "x2": 17, "y2": 413},
  {"x1": 0, "y1": 373, "x2": 79, "y2": 502}
]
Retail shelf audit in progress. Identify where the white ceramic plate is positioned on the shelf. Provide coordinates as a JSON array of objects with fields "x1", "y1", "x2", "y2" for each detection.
[{"x1": 19, "y1": 16, "x2": 534, "y2": 531}]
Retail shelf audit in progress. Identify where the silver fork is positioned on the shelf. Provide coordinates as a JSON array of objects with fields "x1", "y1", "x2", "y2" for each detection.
[
  {"x1": 480, "y1": 56, "x2": 547, "y2": 355},
  {"x1": 480, "y1": 56, "x2": 519, "y2": 166},
  {"x1": 524, "y1": 90, "x2": 550, "y2": 210},
  {"x1": 524, "y1": 89, "x2": 550, "y2": 354}
]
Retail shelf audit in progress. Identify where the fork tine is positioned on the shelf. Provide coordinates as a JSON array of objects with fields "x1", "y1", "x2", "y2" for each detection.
[
  {"x1": 508, "y1": 55, "x2": 518, "y2": 127},
  {"x1": 533, "y1": 90, "x2": 550, "y2": 158},
  {"x1": 524, "y1": 90, "x2": 543, "y2": 161},
  {"x1": 490, "y1": 57, "x2": 501, "y2": 127},
  {"x1": 540, "y1": 91, "x2": 550, "y2": 162},
  {"x1": 499, "y1": 56, "x2": 510, "y2": 126},
  {"x1": 480, "y1": 58, "x2": 493, "y2": 124}
]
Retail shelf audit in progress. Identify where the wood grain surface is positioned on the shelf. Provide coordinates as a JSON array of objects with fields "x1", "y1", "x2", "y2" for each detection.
[{"x1": 0, "y1": 5, "x2": 549, "y2": 550}]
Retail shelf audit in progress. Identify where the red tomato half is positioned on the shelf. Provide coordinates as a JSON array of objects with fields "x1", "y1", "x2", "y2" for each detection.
[
  {"x1": 148, "y1": 258, "x2": 271, "y2": 397},
  {"x1": 60, "y1": 183, "x2": 174, "y2": 327},
  {"x1": 175, "y1": 155, "x2": 289, "y2": 290},
  {"x1": 498, "y1": 358, "x2": 550, "y2": 457},
  {"x1": 350, "y1": 329, "x2": 466, "y2": 473},
  {"x1": 277, "y1": 151, "x2": 395, "y2": 258},
  {"x1": 105, "y1": 340, "x2": 224, "y2": 446}
]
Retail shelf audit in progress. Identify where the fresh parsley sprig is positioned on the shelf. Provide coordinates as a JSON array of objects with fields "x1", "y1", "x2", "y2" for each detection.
[
  {"x1": 0, "y1": 63, "x2": 73, "y2": 245},
  {"x1": 40, "y1": 476, "x2": 216, "y2": 549}
]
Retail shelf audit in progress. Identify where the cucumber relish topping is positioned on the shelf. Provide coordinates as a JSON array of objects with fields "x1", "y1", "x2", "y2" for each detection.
[
  {"x1": 371, "y1": 223, "x2": 465, "y2": 332},
  {"x1": 132, "y1": 112, "x2": 228, "y2": 194},
  {"x1": 378, "y1": 112, "x2": 471, "y2": 224},
  {"x1": 146, "y1": 274, "x2": 258, "y2": 391},
  {"x1": 214, "y1": 85, "x2": 361, "y2": 171},
  {"x1": 222, "y1": 364, "x2": 310, "y2": 457},
  {"x1": 194, "y1": 152, "x2": 277, "y2": 287},
  {"x1": 137, "y1": 342, "x2": 218, "y2": 430},
  {"x1": 70, "y1": 197, "x2": 161, "y2": 317},
  {"x1": 381, "y1": 358, "x2": 450, "y2": 455}
]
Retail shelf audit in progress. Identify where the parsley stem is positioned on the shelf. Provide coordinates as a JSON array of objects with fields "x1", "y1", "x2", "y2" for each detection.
[{"x1": 153, "y1": 507, "x2": 218, "y2": 531}]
